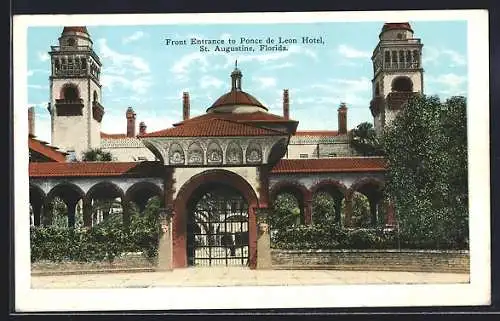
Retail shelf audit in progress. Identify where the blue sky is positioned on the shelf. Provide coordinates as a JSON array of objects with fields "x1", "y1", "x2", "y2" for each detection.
[{"x1": 27, "y1": 21, "x2": 467, "y2": 143}]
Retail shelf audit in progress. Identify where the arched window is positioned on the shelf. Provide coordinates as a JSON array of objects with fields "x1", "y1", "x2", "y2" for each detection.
[
  {"x1": 62, "y1": 84, "x2": 79, "y2": 101},
  {"x1": 375, "y1": 83, "x2": 380, "y2": 96},
  {"x1": 93, "y1": 90, "x2": 98, "y2": 103},
  {"x1": 391, "y1": 76, "x2": 413, "y2": 92}
]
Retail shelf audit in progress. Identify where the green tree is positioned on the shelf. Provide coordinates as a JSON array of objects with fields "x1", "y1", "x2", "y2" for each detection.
[
  {"x1": 381, "y1": 95, "x2": 468, "y2": 249},
  {"x1": 81, "y1": 148, "x2": 113, "y2": 161},
  {"x1": 349, "y1": 122, "x2": 384, "y2": 156}
]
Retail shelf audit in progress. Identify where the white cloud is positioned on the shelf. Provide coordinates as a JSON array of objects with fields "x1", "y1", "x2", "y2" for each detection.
[
  {"x1": 171, "y1": 52, "x2": 209, "y2": 82},
  {"x1": 37, "y1": 52, "x2": 50, "y2": 62},
  {"x1": 338, "y1": 44, "x2": 371, "y2": 59},
  {"x1": 426, "y1": 73, "x2": 467, "y2": 96},
  {"x1": 199, "y1": 75, "x2": 224, "y2": 89},
  {"x1": 423, "y1": 47, "x2": 466, "y2": 67},
  {"x1": 101, "y1": 74, "x2": 152, "y2": 95},
  {"x1": 264, "y1": 62, "x2": 294, "y2": 70},
  {"x1": 122, "y1": 31, "x2": 146, "y2": 44},
  {"x1": 98, "y1": 38, "x2": 150, "y2": 74},
  {"x1": 253, "y1": 76, "x2": 277, "y2": 89}
]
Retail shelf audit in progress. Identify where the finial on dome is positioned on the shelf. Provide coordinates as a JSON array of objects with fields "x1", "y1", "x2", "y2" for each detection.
[{"x1": 231, "y1": 62, "x2": 242, "y2": 91}]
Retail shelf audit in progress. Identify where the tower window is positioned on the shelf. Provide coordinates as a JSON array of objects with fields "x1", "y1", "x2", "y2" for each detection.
[
  {"x1": 67, "y1": 38, "x2": 76, "y2": 46},
  {"x1": 399, "y1": 50, "x2": 404, "y2": 62},
  {"x1": 397, "y1": 33, "x2": 403, "y2": 39},
  {"x1": 406, "y1": 50, "x2": 412, "y2": 67},
  {"x1": 93, "y1": 91, "x2": 98, "y2": 103},
  {"x1": 62, "y1": 84, "x2": 80, "y2": 101},
  {"x1": 391, "y1": 76, "x2": 413, "y2": 92}
]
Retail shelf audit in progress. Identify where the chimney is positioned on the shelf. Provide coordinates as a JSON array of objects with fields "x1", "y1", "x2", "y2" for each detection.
[
  {"x1": 126, "y1": 107, "x2": 136, "y2": 137},
  {"x1": 283, "y1": 89, "x2": 289, "y2": 120},
  {"x1": 182, "y1": 92, "x2": 190, "y2": 121},
  {"x1": 28, "y1": 107, "x2": 35, "y2": 137},
  {"x1": 338, "y1": 102, "x2": 348, "y2": 134},
  {"x1": 139, "y1": 121, "x2": 147, "y2": 135}
]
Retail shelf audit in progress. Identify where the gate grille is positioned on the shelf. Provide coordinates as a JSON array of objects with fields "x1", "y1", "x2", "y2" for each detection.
[{"x1": 187, "y1": 187, "x2": 249, "y2": 266}]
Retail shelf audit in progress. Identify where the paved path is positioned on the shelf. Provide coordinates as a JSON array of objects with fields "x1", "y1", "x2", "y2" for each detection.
[{"x1": 31, "y1": 267, "x2": 469, "y2": 288}]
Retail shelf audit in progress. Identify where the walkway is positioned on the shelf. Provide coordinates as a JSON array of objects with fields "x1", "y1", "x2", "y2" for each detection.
[{"x1": 31, "y1": 267, "x2": 469, "y2": 288}]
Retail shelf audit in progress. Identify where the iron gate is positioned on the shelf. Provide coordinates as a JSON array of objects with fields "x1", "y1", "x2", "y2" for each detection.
[{"x1": 187, "y1": 186, "x2": 249, "y2": 266}]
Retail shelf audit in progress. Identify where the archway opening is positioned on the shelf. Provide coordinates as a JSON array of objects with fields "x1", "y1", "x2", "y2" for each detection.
[
  {"x1": 186, "y1": 183, "x2": 249, "y2": 267},
  {"x1": 312, "y1": 186, "x2": 344, "y2": 226},
  {"x1": 391, "y1": 76, "x2": 413, "y2": 92},
  {"x1": 86, "y1": 182, "x2": 125, "y2": 228},
  {"x1": 348, "y1": 179, "x2": 385, "y2": 228},
  {"x1": 45, "y1": 183, "x2": 85, "y2": 228}
]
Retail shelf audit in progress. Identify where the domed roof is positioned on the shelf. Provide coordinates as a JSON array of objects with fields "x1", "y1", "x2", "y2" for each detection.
[
  {"x1": 62, "y1": 26, "x2": 89, "y2": 34},
  {"x1": 380, "y1": 22, "x2": 413, "y2": 34},
  {"x1": 206, "y1": 63, "x2": 268, "y2": 113},
  {"x1": 208, "y1": 90, "x2": 267, "y2": 111}
]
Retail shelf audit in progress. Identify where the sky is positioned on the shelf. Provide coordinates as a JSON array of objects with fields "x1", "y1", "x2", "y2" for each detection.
[{"x1": 27, "y1": 20, "x2": 467, "y2": 143}]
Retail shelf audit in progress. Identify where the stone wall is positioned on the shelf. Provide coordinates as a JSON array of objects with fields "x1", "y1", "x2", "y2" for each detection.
[{"x1": 271, "y1": 249, "x2": 469, "y2": 273}]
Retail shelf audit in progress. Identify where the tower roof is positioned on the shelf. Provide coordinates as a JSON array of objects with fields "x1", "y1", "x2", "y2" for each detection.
[
  {"x1": 62, "y1": 26, "x2": 89, "y2": 34},
  {"x1": 380, "y1": 22, "x2": 413, "y2": 34}
]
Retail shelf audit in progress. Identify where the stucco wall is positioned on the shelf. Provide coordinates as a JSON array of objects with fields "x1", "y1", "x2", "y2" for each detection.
[{"x1": 173, "y1": 167, "x2": 260, "y2": 200}]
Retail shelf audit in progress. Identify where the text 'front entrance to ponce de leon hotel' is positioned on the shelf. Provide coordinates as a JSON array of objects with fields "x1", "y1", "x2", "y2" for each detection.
[{"x1": 187, "y1": 183, "x2": 249, "y2": 267}]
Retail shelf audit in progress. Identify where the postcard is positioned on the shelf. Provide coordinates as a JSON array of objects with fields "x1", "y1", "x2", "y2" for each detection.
[{"x1": 13, "y1": 10, "x2": 490, "y2": 311}]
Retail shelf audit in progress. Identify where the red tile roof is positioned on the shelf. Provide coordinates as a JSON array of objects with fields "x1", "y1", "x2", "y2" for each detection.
[
  {"x1": 294, "y1": 130, "x2": 340, "y2": 137},
  {"x1": 142, "y1": 118, "x2": 285, "y2": 137},
  {"x1": 100, "y1": 132, "x2": 128, "y2": 139},
  {"x1": 173, "y1": 111, "x2": 291, "y2": 126},
  {"x1": 29, "y1": 136, "x2": 68, "y2": 163},
  {"x1": 208, "y1": 90, "x2": 267, "y2": 111},
  {"x1": 381, "y1": 22, "x2": 413, "y2": 34},
  {"x1": 271, "y1": 157, "x2": 387, "y2": 174},
  {"x1": 29, "y1": 161, "x2": 163, "y2": 178},
  {"x1": 62, "y1": 26, "x2": 88, "y2": 34}
]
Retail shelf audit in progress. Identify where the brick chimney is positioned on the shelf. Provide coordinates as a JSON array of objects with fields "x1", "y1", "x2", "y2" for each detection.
[
  {"x1": 139, "y1": 121, "x2": 147, "y2": 135},
  {"x1": 183, "y1": 92, "x2": 190, "y2": 121},
  {"x1": 338, "y1": 102, "x2": 348, "y2": 134},
  {"x1": 283, "y1": 89, "x2": 289, "y2": 120},
  {"x1": 126, "y1": 107, "x2": 136, "y2": 137},
  {"x1": 28, "y1": 107, "x2": 35, "y2": 137}
]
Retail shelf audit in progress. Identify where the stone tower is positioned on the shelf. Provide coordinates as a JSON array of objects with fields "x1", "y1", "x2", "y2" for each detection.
[
  {"x1": 370, "y1": 22, "x2": 424, "y2": 134},
  {"x1": 47, "y1": 26, "x2": 104, "y2": 159}
]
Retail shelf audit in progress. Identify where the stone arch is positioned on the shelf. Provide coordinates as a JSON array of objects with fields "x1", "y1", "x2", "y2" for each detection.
[
  {"x1": 391, "y1": 76, "x2": 413, "y2": 92},
  {"x1": 269, "y1": 181, "x2": 312, "y2": 225},
  {"x1": 226, "y1": 141, "x2": 243, "y2": 165},
  {"x1": 206, "y1": 141, "x2": 223, "y2": 165},
  {"x1": 174, "y1": 169, "x2": 259, "y2": 269},
  {"x1": 60, "y1": 83, "x2": 80, "y2": 100},
  {"x1": 29, "y1": 184, "x2": 46, "y2": 226},
  {"x1": 345, "y1": 177, "x2": 385, "y2": 227},
  {"x1": 86, "y1": 181, "x2": 126, "y2": 226},
  {"x1": 125, "y1": 181, "x2": 164, "y2": 213},
  {"x1": 245, "y1": 142, "x2": 262, "y2": 164},
  {"x1": 187, "y1": 142, "x2": 204, "y2": 165},
  {"x1": 310, "y1": 180, "x2": 348, "y2": 226},
  {"x1": 45, "y1": 182, "x2": 86, "y2": 227},
  {"x1": 169, "y1": 142, "x2": 185, "y2": 165}
]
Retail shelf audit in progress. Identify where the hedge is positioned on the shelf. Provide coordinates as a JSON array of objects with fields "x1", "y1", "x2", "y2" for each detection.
[
  {"x1": 271, "y1": 225, "x2": 467, "y2": 250},
  {"x1": 30, "y1": 214, "x2": 161, "y2": 263}
]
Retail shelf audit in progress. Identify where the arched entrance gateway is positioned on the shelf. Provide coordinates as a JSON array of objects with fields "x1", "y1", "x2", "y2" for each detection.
[
  {"x1": 173, "y1": 170, "x2": 259, "y2": 269},
  {"x1": 187, "y1": 184, "x2": 249, "y2": 266}
]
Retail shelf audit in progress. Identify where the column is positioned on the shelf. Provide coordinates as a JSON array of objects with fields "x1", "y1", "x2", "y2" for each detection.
[
  {"x1": 334, "y1": 198, "x2": 342, "y2": 225},
  {"x1": 42, "y1": 199, "x2": 53, "y2": 226},
  {"x1": 67, "y1": 199, "x2": 78, "y2": 228},
  {"x1": 32, "y1": 200, "x2": 42, "y2": 226},
  {"x1": 83, "y1": 197, "x2": 92, "y2": 227},
  {"x1": 344, "y1": 197, "x2": 353, "y2": 228},
  {"x1": 157, "y1": 206, "x2": 174, "y2": 271},
  {"x1": 121, "y1": 197, "x2": 131, "y2": 230},
  {"x1": 256, "y1": 208, "x2": 272, "y2": 269},
  {"x1": 303, "y1": 200, "x2": 313, "y2": 225}
]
